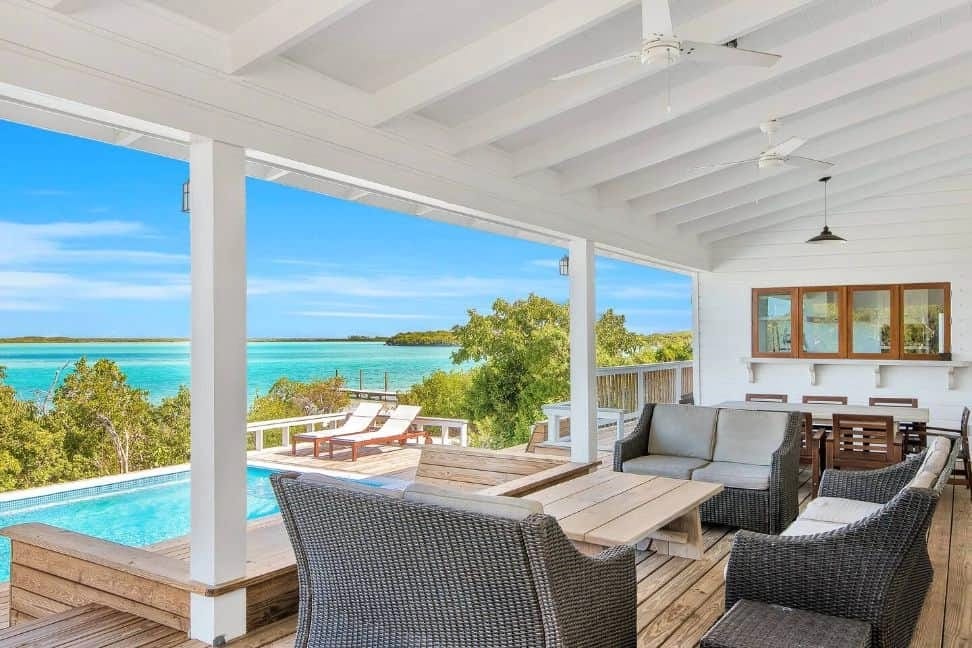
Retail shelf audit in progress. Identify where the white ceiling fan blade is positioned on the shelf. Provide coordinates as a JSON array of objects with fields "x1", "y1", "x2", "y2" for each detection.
[
  {"x1": 682, "y1": 41, "x2": 781, "y2": 68},
  {"x1": 642, "y1": 0, "x2": 673, "y2": 37},
  {"x1": 766, "y1": 137, "x2": 806, "y2": 157},
  {"x1": 552, "y1": 52, "x2": 640, "y2": 81},
  {"x1": 691, "y1": 159, "x2": 760, "y2": 171},
  {"x1": 785, "y1": 156, "x2": 834, "y2": 170}
]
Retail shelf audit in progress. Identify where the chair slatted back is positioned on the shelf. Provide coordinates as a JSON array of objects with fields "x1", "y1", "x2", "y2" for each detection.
[
  {"x1": 868, "y1": 397, "x2": 918, "y2": 408},
  {"x1": 745, "y1": 393, "x2": 788, "y2": 403},
  {"x1": 799, "y1": 412, "x2": 813, "y2": 464},
  {"x1": 802, "y1": 395, "x2": 848, "y2": 405},
  {"x1": 829, "y1": 414, "x2": 899, "y2": 470}
]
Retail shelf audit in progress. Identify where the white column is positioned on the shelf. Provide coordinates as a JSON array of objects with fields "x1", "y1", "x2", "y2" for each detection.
[
  {"x1": 568, "y1": 238, "x2": 598, "y2": 464},
  {"x1": 189, "y1": 137, "x2": 248, "y2": 644},
  {"x1": 690, "y1": 272, "x2": 702, "y2": 404}
]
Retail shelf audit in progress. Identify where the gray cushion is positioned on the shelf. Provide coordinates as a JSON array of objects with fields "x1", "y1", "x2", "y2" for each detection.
[
  {"x1": 622, "y1": 454, "x2": 710, "y2": 480},
  {"x1": 648, "y1": 405, "x2": 719, "y2": 460},
  {"x1": 712, "y1": 409, "x2": 789, "y2": 466},
  {"x1": 802, "y1": 496, "x2": 883, "y2": 525},
  {"x1": 403, "y1": 482, "x2": 542, "y2": 520},
  {"x1": 781, "y1": 518, "x2": 846, "y2": 537},
  {"x1": 691, "y1": 461, "x2": 770, "y2": 490},
  {"x1": 298, "y1": 472, "x2": 403, "y2": 498},
  {"x1": 907, "y1": 437, "x2": 952, "y2": 490}
]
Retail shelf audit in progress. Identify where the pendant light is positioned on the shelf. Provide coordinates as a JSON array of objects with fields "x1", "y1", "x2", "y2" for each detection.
[{"x1": 806, "y1": 176, "x2": 845, "y2": 243}]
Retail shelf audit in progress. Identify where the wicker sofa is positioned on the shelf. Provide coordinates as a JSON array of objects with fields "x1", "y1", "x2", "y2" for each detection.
[
  {"x1": 614, "y1": 403, "x2": 802, "y2": 534},
  {"x1": 723, "y1": 435, "x2": 958, "y2": 648},
  {"x1": 271, "y1": 471, "x2": 636, "y2": 648}
]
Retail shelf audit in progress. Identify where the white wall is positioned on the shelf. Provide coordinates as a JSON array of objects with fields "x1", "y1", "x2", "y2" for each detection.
[{"x1": 696, "y1": 174, "x2": 972, "y2": 425}]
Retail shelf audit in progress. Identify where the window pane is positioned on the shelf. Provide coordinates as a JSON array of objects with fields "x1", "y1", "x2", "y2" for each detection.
[
  {"x1": 903, "y1": 288, "x2": 947, "y2": 355},
  {"x1": 851, "y1": 289, "x2": 892, "y2": 354},
  {"x1": 757, "y1": 293, "x2": 792, "y2": 353},
  {"x1": 802, "y1": 290, "x2": 840, "y2": 354}
]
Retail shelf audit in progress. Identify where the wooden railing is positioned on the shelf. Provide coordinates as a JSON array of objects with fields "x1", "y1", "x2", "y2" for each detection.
[
  {"x1": 595, "y1": 360, "x2": 694, "y2": 411},
  {"x1": 246, "y1": 412, "x2": 470, "y2": 450}
]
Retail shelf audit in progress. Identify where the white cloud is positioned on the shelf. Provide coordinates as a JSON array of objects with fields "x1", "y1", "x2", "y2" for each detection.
[
  {"x1": 605, "y1": 283, "x2": 691, "y2": 300},
  {"x1": 293, "y1": 310, "x2": 436, "y2": 319},
  {"x1": 0, "y1": 220, "x2": 161, "y2": 268},
  {"x1": 0, "y1": 271, "x2": 189, "y2": 303},
  {"x1": 249, "y1": 272, "x2": 564, "y2": 299},
  {"x1": 527, "y1": 258, "x2": 560, "y2": 269}
]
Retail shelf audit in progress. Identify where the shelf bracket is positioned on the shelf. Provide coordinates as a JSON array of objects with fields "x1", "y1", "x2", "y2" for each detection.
[
  {"x1": 744, "y1": 360, "x2": 755, "y2": 383},
  {"x1": 808, "y1": 363, "x2": 817, "y2": 386},
  {"x1": 947, "y1": 366, "x2": 956, "y2": 391},
  {"x1": 873, "y1": 365, "x2": 882, "y2": 389}
]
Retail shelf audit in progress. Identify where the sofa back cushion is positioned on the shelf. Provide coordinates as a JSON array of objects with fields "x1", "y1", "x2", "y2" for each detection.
[
  {"x1": 298, "y1": 472, "x2": 404, "y2": 498},
  {"x1": 648, "y1": 405, "x2": 719, "y2": 460},
  {"x1": 712, "y1": 409, "x2": 789, "y2": 466},
  {"x1": 907, "y1": 436, "x2": 952, "y2": 490},
  {"x1": 403, "y1": 481, "x2": 543, "y2": 520}
]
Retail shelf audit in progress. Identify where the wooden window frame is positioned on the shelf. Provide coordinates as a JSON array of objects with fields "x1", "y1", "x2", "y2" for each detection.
[
  {"x1": 751, "y1": 288, "x2": 798, "y2": 358},
  {"x1": 846, "y1": 285, "x2": 899, "y2": 360},
  {"x1": 900, "y1": 282, "x2": 951, "y2": 360},
  {"x1": 798, "y1": 286, "x2": 846, "y2": 359},
  {"x1": 751, "y1": 282, "x2": 951, "y2": 360}
]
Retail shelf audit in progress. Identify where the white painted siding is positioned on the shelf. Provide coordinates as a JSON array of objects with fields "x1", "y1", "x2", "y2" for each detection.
[{"x1": 696, "y1": 175, "x2": 972, "y2": 425}]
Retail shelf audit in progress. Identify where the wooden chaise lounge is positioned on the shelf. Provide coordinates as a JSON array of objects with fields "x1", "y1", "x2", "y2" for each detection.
[
  {"x1": 328, "y1": 404, "x2": 428, "y2": 461},
  {"x1": 291, "y1": 401, "x2": 382, "y2": 458}
]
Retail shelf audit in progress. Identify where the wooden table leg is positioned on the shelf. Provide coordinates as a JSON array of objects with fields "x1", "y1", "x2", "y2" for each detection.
[{"x1": 647, "y1": 508, "x2": 704, "y2": 559}]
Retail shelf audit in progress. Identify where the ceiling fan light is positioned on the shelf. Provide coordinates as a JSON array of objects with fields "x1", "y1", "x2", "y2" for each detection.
[
  {"x1": 806, "y1": 225, "x2": 846, "y2": 244},
  {"x1": 758, "y1": 155, "x2": 785, "y2": 170}
]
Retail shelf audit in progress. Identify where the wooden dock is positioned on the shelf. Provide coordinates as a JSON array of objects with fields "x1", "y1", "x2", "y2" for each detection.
[{"x1": 1, "y1": 428, "x2": 969, "y2": 647}]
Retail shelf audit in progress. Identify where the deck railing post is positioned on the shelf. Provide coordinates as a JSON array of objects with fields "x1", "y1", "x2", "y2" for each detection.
[
  {"x1": 460, "y1": 422, "x2": 468, "y2": 447},
  {"x1": 674, "y1": 366, "x2": 684, "y2": 403},
  {"x1": 636, "y1": 368, "x2": 647, "y2": 411},
  {"x1": 188, "y1": 136, "x2": 247, "y2": 644}
]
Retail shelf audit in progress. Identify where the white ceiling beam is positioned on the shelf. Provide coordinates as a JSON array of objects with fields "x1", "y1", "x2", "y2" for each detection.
[
  {"x1": 700, "y1": 149, "x2": 972, "y2": 244},
  {"x1": 345, "y1": 188, "x2": 372, "y2": 201},
  {"x1": 648, "y1": 90, "x2": 972, "y2": 226},
  {"x1": 689, "y1": 132, "x2": 972, "y2": 236},
  {"x1": 598, "y1": 58, "x2": 972, "y2": 205},
  {"x1": 112, "y1": 129, "x2": 143, "y2": 146},
  {"x1": 448, "y1": 0, "x2": 814, "y2": 154},
  {"x1": 42, "y1": 0, "x2": 98, "y2": 13},
  {"x1": 227, "y1": 0, "x2": 372, "y2": 74},
  {"x1": 367, "y1": 0, "x2": 637, "y2": 126},
  {"x1": 514, "y1": 0, "x2": 970, "y2": 179},
  {"x1": 263, "y1": 168, "x2": 290, "y2": 182}
]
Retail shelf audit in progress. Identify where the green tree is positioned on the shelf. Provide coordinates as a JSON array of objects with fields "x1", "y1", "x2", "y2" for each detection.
[
  {"x1": 398, "y1": 370, "x2": 473, "y2": 419},
  {"x1": 248, "y1": 376, "x2": 350, "y2": 448},
  {"x1": 49, "y1": 357, "x2": 154, "y2": 475},
  {"x1": 595, "y1": 308, "x2": 643, "y2": 366},
  {"x1": 146, "y1": 386, "x2": 191, "y2": 467},
  {"x1": 0, "y1": 367, "x2": 70, "y2": 489}
]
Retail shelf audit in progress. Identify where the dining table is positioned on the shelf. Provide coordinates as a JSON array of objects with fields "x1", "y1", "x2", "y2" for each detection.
[{"x1": 716, "y1": 401, "x2": 930, "y2": 426}]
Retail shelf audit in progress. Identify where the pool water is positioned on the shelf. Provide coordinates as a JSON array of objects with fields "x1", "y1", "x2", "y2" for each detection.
[{"x1": 0, "y1": 466, "x2": 285, "y2": 583}]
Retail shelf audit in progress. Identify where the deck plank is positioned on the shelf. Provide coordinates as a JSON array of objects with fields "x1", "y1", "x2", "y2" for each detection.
[{"x1": 943, "y1": 485, "x2": 970, "y2": 647}]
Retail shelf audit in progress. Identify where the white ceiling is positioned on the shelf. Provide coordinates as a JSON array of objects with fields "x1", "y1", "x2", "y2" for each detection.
[{"x1": 4, "y1": 0, "x2": 972, "y2": 271}]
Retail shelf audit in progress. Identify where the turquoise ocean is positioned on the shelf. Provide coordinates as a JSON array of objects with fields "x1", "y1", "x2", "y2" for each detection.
[{"x1": 0, "y1": 341, "x2": 464, "y2": 403}]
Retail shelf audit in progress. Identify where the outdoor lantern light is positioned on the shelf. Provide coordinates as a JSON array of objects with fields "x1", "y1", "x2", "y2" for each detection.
[
  {"x1": 806, "y1": 176, "x2": 845, "y2": 243},
  {"x1": 559, "y1": 254, "x2": 569, "y2": 276},
  {"x1": 181, "y1": 180, "x2": 190, "y2": 214}
]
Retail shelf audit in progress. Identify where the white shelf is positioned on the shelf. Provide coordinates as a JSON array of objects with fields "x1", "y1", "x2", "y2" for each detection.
[{"x1": 741, "y1": 357, "x2": 970, "y2": 390}]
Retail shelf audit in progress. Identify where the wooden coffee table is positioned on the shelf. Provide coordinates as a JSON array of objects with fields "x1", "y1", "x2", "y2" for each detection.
[{"x1": 530, "y1": 470, "x2": 723, "y2": 559}]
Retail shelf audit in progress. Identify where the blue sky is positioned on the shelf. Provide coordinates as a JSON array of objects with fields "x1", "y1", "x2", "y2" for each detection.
[{"x1": 0, "y1": 119, "x2": 691, "y2": 338}]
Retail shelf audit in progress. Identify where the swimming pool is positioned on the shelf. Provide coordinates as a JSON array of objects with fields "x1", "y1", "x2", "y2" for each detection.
[{"x1": 0, "y1": 466, "x2": 392, "y2": 582}]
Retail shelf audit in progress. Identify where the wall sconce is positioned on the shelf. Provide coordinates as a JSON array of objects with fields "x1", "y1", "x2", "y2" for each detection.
[
  {"x1": 181, "y1": 180, "x2": 190, "y2": 214},
  {"x1": 559, "y1": 254, "x2": 569, "y2": 277}
]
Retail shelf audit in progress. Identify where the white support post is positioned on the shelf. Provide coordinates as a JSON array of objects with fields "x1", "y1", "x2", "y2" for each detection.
[
  {"x1": 691, "y1": 272, "x2": 702, "y2": 404},
  {"x1": 568, "y1": 239, "x2": 598, "y2": 464},
  {"x1": 189, "y1": 137, "x2": 248, "y2": 644},
  {"x1": 674, "y1": 366, "x2": 684, "y2": 403},
  {"x1": 460, "y1": 422, "x2": 468, "y2": 447},
  {"x1": 636, "y1": 368, "x2": 646, "y2": 411}
]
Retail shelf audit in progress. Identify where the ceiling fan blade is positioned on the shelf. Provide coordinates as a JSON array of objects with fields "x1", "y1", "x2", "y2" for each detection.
[
  {"x1": 766, "y1": 137, "x2": 806, "y2": 157},
  {"x1": 691, "y1": 159, "x2": 760, "y2": 171},
  {"x1": 682, "y1": 41, "x2": 781, "y2": 68},
  {"x1": 552, "y1": 52, "x2": 640, "y2": 81},
  {"x1": 785, "y1": 156, "x2": 834, "y2": 170},
  {"x1": 642, "y1": 0, "x2": 673, "y2": 37}
]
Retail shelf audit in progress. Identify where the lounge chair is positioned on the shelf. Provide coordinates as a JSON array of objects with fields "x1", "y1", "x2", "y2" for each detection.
[
  {"x1": 327, "y1": 404, "x2": 427, "y2": 461},
  {"x1": 291, "y1": 401, "x2": 383, "y2": 458}
]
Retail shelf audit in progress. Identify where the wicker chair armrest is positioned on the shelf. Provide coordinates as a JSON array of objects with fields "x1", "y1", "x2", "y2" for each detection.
[
  {"x1": 523, "y1": 515, "x2": 637, "y2": 647},
  {"x1": 766, "y1": 412, "x2": 803, "y2": 532},
  {"x1": 613, "y1": 404, "x2": 654, "y2": 472},
  {"x1": 923, "y1": 426, "x2": 961, "y2": 440},
  {"x1": 818, "y1": 450, "x2": 925, "y2": 504}
]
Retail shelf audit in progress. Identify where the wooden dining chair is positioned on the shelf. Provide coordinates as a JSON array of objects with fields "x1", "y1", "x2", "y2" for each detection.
[
  {"x1": 869, "y1": 396, "x2": 923, "y2": 452},
  {"x1": 827, "y1": 414, "x2": 903, "y2": 472},
  {"x1": 745, "y1": 393, "x2": 788, "y2": 403},
  {"x1": 802, "y1": 395, "x2": 848, "y2": 405},
  {"x1": 926, "y1": 406, "x2": 971, "y2": 500}
]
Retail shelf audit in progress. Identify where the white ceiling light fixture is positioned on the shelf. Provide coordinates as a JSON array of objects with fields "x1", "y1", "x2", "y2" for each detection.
[
  {"x1": 696, "y1": 119, "x2": 834, "y2": 172},
  {"x1": 552, "y1": 0, "x2": 781, "y2": 82},
  {"x1": 806, "y1": 176, "x2": 846, "y2": 244}
]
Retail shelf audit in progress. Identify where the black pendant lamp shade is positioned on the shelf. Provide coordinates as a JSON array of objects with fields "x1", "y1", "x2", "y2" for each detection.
[{"x1": 806, "y1": 176, "x2": 845, "y2": 243}]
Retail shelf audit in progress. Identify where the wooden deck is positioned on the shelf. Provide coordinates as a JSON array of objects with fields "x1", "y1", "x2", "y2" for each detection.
[{"x1": 1, "y1": 431, "x2": 969, "y2": 647}]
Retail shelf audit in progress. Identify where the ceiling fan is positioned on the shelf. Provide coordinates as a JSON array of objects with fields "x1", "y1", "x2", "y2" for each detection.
[
  {"x1": 552, "y1": 0, "x2": 781, "y2": 81},
  {"x1": 695, "y1": 120, "x2": 834, "y2": 172}
]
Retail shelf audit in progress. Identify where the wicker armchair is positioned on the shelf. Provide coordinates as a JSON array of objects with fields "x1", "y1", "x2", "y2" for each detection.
[
  {"x1": 271, "y1": 472, "x2": 636, "y2": 648},
  {"x1": 724, "y1": 444, "x2": 956, "y2": 648},
  {"x1": 614, "y1": 404, "x2": 802, "y2": 534}
]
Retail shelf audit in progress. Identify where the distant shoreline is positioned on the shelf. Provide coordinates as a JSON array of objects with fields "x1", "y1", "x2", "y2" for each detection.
[{"x1": 0, "y1": 336, "x2": 394, "y2": 344}]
